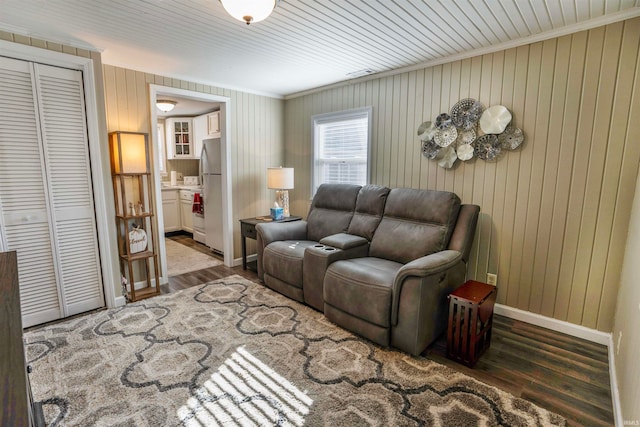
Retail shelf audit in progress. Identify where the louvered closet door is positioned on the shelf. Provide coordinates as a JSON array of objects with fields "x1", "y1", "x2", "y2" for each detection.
[
  {"x1": 0, "y1": 56, "x2": 62, "y2": 326},
  {"x1": 33, "y1": 63, "x2": 104, "y2": 317},
  {"x1": 0, "y1": 58, "x2": 104, "y2": 327}
]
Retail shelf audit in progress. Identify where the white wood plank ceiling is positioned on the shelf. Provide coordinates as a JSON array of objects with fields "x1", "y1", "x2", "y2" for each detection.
[{"x1": 1, "y1": 0, "x2": 639, "y2": 97}]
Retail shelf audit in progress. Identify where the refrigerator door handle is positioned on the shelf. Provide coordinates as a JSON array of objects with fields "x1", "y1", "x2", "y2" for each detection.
[{"x1": 199, "y1": 144, "x2": 205, "y2": 184}]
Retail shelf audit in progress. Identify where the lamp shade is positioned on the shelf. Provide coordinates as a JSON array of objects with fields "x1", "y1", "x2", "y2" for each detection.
[
  {"x1": 221, "y1": 0, "x2": 277, "y2": 25},
  {"x1": 110, "y1": 132, "x2": 149, "y2": 174},
  {"x1": 267, "y1": 167, "x2": 294, "y2": 190}
]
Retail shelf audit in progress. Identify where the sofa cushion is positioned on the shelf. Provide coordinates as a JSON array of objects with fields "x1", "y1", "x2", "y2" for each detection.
[
  {"x1": 369, "y1": 188, "x2": 461, "y2": 264},
  {"x1": 307, "y1": 184, "x2": 361, "y2": 242},
  {"x1": 324, "y1": 257, "x2": 403, "y2": 328},
  {"x1": 263, "y1": 240, "x2": 318, "y2": 288},
  {"x1": 347, "y1": 185, "x2": 391, "y2": 240}
]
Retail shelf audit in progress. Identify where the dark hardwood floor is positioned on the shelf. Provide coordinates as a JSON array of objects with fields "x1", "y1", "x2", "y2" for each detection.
[{"x1": 164, "y1": 234, "x2": 614, "y2": 427}]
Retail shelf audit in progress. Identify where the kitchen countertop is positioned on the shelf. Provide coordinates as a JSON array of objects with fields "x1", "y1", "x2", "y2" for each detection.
[{"x1": 161, "y1": 183, "x2": 202, "y2": 191}]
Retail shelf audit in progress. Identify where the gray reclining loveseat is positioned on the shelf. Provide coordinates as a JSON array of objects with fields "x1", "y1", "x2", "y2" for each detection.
[{"x1": 256, "y1": 183, "x2": 479, "y2": 355}]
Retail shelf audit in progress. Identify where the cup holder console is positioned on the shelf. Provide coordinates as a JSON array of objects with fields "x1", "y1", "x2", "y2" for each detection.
[{"x1": 323, "y1": 247, "x2": 336, "y2": 251}]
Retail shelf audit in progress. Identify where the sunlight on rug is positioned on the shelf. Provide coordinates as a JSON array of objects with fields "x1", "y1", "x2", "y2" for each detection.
[
  {"x1": 165, "y1": 238, "x2": 222, "y2": 277},
  {"x1": 179, "y1": 346, "x2": 312, "y2": 426},
  {"x1": 24, "y1": 275, "x2": 566, "y2": 426}
]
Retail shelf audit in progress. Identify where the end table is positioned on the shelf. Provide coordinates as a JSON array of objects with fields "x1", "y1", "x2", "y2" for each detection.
[{"x1": 447, "y1": 280, "x2": 497, "y2": 367}]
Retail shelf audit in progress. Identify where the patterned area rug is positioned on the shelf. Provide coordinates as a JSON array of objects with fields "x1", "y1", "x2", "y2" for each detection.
[
  {"x1": 25, "y1": 275, "x2": 566, "y2": 426},
  {"x1": 165, "y1": 238, "x2": 222, "y2": 277}
]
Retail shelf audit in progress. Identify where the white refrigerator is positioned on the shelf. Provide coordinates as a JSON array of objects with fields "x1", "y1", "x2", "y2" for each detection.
[{"x1": 200, "y1": 138, "x2": 223, "y2": 253}]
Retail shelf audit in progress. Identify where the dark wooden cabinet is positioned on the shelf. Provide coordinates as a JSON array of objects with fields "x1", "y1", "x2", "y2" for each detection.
[
  {"x1": 1, "y1": 251, "x2": 44, "y2": 426},
  {"x1": 447, "y1": 280, "x2": 497, "y2": 367}
]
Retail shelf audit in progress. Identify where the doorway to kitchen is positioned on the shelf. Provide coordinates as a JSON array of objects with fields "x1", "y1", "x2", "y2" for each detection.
[{"x1": 149, "y1": 85, "x2": 233, "y2": 284}]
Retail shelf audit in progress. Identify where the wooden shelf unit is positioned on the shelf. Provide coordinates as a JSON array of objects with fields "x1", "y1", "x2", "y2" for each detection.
[{"x1": 109, "y1": 131, "x2": 161, "y2": 302}]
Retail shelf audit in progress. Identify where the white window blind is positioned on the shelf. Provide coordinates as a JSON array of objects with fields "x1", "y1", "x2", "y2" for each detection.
[{"x1": 313, "y1": 107, "x2": 372, "y2": 195}]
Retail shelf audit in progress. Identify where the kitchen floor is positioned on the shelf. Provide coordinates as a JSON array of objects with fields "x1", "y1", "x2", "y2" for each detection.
[{"x1": 165, "y1": 232, "x2": 222, "y2": 260}]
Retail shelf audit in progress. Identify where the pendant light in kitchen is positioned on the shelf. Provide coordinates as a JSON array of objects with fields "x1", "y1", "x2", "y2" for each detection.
[{"x1": 220, "y1": 0, "x2": 279, "y2": 25}]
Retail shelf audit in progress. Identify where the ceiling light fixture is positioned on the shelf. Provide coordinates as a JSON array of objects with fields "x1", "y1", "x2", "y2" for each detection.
[
  {"x1": 220, "y1": 0, "x2": 279, "y2": 25},
  {"x1": 156, "y1": 100, "x2": 177, "y2": 113}
]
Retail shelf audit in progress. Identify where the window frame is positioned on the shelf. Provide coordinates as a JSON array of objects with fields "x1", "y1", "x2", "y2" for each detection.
[{"x1": 311, "y1": 106, "x2": 373, "y2": 196}]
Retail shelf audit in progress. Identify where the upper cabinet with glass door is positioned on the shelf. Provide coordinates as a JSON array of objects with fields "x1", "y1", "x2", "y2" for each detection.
[{"x1": 165, "y1": 117, "x2": 193, "y2": 159}]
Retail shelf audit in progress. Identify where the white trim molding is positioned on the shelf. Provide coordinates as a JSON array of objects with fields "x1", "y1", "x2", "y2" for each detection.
[
  {"x1": 494, "y1": 303, "x2": 611, "y2": 345},
  {"x1": 148, "y1": 85, "x2": 234, "y2": 278},
  {"x1": 608, "y1": 335, "x2": 623, "y2": 427},
  {"x1": 494, "y1": 303, "x2": 621, "y2": 425}
]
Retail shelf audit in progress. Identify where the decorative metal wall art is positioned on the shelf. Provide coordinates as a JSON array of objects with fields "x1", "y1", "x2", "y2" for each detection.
[{"x1": 418, "y1": 98, "x2": 525, "y2": 169}]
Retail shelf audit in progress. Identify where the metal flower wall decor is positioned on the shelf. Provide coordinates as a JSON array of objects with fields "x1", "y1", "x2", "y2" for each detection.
[{"x1": 418, "y1": 99, "x2": 525, "y2": 169}]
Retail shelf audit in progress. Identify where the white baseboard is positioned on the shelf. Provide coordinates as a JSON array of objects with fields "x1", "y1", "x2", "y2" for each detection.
[
  {"x1": 607, "y1": 334, "x2": 623, "y2": 427},
  {"x1": 114, "y1": 295, "x2": 127, "y2": 307},
  {"x1": 494, "y1": 303, "x2": 611, "y2": 345},
  {"x1": 495, "y1": 303, "x2": 621, "y2": 425}
]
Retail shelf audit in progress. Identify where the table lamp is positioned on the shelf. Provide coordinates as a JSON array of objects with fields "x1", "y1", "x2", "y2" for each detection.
[{"x1": 267, "y1": 167, "x2": 294, "y2": 217}]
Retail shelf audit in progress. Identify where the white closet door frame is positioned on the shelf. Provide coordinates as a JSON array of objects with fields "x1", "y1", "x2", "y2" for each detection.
[{"x1": 0, "y1": 40, "x2": 120, "y2": 309}]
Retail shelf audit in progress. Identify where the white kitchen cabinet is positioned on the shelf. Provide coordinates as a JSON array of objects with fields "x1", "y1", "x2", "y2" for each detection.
[
  {"x1": 179, "y1": 190, "x2": 193, "y2": 233},
  {"x1": 192, "y1": 114, "x2": 207, "y2": 160},
  {"x1": 207, "y1": 111, "x2": 221, "y2": 138},
  {"x1": 161, "y1": 189, "x2": 180, "y2": 232},
  {"x1": 165, "y1": 117, "x2": 193, "y2": 159}
]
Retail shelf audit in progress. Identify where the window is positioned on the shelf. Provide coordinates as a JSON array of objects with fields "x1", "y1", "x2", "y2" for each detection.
[{"x1": 312, "y1": 107, "x2": 372, "y2": 195}]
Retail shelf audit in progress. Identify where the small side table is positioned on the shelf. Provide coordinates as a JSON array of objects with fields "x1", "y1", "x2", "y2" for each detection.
[
  {"x1": 447, "y1": 280, "x2": 497, "y2": 367},
  {"x1": 239, "y1": 216, "x2": 302, "y2": 270}
]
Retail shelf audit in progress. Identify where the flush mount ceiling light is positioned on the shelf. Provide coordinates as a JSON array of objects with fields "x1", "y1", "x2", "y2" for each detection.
[
  {"x1": 156, "y1": 100, "x2": 177, "y2": 113},
  {"x1": 220, "y1": 0, "x2": 279, "y2": 25}
]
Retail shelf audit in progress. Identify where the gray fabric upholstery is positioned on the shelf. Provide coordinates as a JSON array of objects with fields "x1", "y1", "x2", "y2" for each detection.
[
  {"x1": 303, "y1": 243, "x2": 369, "y2": 311},
  {"x1": 319, "y1": 233, "x2": 368, "y2": 250},
  {"x1": 263, "y1": 273, "x2": 305, "y2": 303},
  {"x1": 306, "y1": 184, "x2": 361, "y2": 242},
  {"x1": 324, "y1": 257, "x2": 403, "y2": 327},
  {"x1": 324, "y1": 304, "x2": 389, "y2": 347},
  {"x1": 256, "y1": 220, "x2": 308, "y2": 281},
  {"x1": 254, "y1": 183, "x2": 479, "y2": 356},
  {"x1": 347, "y1": 185, "x2": 390, "y2": 240},
  {"x1": 263, "y1": 240, "x2": 317, "y2": 289},
  {"x1": 369, "y1": 188, "x2": 461, "y2": 264}
]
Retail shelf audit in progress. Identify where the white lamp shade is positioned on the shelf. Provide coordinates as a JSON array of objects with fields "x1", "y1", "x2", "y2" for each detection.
[
  {"x1": 221, "y1": 0, "x2": 276, "y2": 24},
  {"x1": 267, "y1": 167, "x2": 294, "y2": 190},
  {"x1": 110, "y1": 132, "x2": 148, "y2": 174}
]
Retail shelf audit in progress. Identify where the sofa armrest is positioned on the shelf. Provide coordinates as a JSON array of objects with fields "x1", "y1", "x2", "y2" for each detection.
[
  {"x1": 256, "y1": 220, "x2": 308, "y2": 245},
  {"x1": 319, "y1": 233, "x2": 368, "y2": 250},
  {"x1": 391, "y1": 250, "x2": 463, "y2": 325},
  {"x1": 256, "y1": 220, "x2": 308, "y2": 280}
]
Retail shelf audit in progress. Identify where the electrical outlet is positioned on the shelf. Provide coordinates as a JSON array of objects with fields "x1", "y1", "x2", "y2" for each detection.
[
  {"x1": 177, "y1": 172, "x2": 183, "y2": 180},
  {"x1": 616, "y1": 331, "x2": 623, "y2": 355},
  {"x1": 486, "y1": 273, "x2": 497, "y2": 286}
]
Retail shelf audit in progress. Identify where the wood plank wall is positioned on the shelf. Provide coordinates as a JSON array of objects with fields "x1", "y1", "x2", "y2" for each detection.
[
  {"x1": 284, "y1": 18, "x2": 640, "y2": 332},
  {"x1": 102, "y1": 65, "x2": 285, "y2": 260}
]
